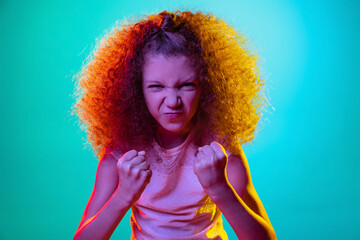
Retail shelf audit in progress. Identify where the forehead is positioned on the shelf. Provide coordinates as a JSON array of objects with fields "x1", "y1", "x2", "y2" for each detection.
[{"x1": 142, "y1": 54, "x2": 197, "y2": 83}]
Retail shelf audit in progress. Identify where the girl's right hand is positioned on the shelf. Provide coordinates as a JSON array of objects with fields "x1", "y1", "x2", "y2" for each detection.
[{"x1": 115, "y1": 150, "x2": 152, "y2": 205}]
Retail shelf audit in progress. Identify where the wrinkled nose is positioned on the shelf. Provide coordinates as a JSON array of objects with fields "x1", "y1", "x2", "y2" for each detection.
[{"x1": 164, "y1": 89, "x2": 181, "y2": 108}]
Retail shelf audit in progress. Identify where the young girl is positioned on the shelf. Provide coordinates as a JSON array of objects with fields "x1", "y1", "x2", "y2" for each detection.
[{"x1": 72, "y1": 10, "x2": 276, "y2": 240}]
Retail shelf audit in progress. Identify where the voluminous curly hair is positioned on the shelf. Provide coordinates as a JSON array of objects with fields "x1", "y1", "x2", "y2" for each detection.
[{"x1": 71, "y1": 10, "x2": 266, "y2": 159}]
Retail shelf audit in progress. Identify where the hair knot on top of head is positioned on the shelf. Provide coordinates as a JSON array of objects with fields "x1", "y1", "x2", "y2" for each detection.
[
  {"x1": 143, "y1": 12, "x2": 195, "y2": 57},
  {"x1": 159, "y1": 12, "x2": 176, "y2": 31}
]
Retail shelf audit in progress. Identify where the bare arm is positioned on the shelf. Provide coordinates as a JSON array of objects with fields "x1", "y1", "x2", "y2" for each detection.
[
  {"x1": 216, "y1": 148, "x2": 276, "y2": 239},
  {"x1": 194, "y1": 143, "x2": 276, "y2": 240},
  {"x1": 74, "y1": 150, "x2": 151, "y2": 240}
]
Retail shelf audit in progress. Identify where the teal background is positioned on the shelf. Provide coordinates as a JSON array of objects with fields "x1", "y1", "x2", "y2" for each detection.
[{"x1": 1, "y1": 0, "x2": 359, "y2": 239}]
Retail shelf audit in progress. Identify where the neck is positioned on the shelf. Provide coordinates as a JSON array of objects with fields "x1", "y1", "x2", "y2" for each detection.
[{"x1": 156, "y1": 128, "x2": 191, "y2": 149}]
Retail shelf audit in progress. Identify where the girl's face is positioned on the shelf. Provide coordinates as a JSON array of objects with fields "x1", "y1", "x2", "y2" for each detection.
[{"x1": 142, "y1": 54, "x2": 201, "y2": 138}]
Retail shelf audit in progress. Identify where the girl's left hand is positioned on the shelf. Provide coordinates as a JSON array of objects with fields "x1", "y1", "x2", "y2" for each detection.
[{"x1": 193, "y1": 141, "x2": 229, "y2": 196}]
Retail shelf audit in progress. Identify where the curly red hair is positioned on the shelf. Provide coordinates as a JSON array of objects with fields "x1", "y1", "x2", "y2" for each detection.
[{"x1": 71, "y1": 10, "x2": 266, "y2": 159}]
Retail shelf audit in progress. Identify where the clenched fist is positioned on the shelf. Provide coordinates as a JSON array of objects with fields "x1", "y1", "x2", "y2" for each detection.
[
  {"x1": 114, "y1": 150, "x2": 152, "y2": 205},
  {"x1": 193, "y1": 142, "x2": 229, "y2": 196}
]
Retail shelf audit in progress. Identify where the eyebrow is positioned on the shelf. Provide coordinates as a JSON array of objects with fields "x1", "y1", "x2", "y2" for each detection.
[{"x1": 144, "y1": 75, "x2": 197, "y2": 84}]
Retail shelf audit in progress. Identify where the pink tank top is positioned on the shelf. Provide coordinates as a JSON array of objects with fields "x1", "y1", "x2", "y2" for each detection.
[{"x1": 129, "y1": 131, "x2": 229, "y2": 240}]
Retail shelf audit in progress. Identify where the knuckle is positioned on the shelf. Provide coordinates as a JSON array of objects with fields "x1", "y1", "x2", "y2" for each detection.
[
  {"x1": 117, "y1": 159, "x2": 124, "y2": 168},
  {"x1": 135, "y1": 156, "x2": 145, "y2": 162},
  {"x1": 139, "y1": 170, "x2": 146, "y2": 178},
  {"x1": 133, "y1": 168, "x2": 140, "y2": 177},
  {"x1": 138, "y1": 172, "x2": 146, "y2": 181},
  {"x1": 129, "y1": 149, "x2": 137, "y2": 155},
  {"x1": 125, "y1": 163, "x2": 132, "y2": 172},
  {"x1": 142, "y1": 170, "x2": 151, "y2": 178},
  {"x1": 123, "y1": 150, "x2": 137, "y2": 160},
  {"x1": 118, "y1": 158, "x2": 128, "y2": 167},
  {"x1": 141, "y1": 161, "x2": 149, "y2": 169}
]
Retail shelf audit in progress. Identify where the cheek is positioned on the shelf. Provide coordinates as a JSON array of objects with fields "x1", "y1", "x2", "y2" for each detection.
[
  {"x1": 188, "y1": 92, "x2": 201, "y2": 111},
  {"x1": 144, "y1": 96, "x2": 155, "y2": 110},
  {"x1": 142, "y1": 92, "x2": 153, "y2": 114},
  {"x1": 144, "y1": 93, "x2": 162, "y2": 114}
]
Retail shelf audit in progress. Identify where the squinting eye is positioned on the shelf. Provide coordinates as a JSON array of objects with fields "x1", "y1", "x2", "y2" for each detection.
[
  {"x1": 181, "y1": 83, "x2": 196, "y2": 89},
  {"x1": 149, "y1": 85, "x2": 163, "y2": 89}
]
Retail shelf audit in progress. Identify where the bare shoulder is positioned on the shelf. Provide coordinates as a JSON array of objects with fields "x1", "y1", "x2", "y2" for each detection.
[
  {"x1": 78, "y1": 151, "x2": 120, "y2": 226},
  {"x1": 95, "y1": 151, "x2": 120, "y2": 195},
  {"x1": 226, "y1": 148, "x2": 249, "y2": 198}
]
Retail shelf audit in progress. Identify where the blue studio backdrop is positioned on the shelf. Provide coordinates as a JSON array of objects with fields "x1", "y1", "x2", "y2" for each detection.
[{"x1": 0, "y1": 0, "x2": 359, "y2": 239}]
